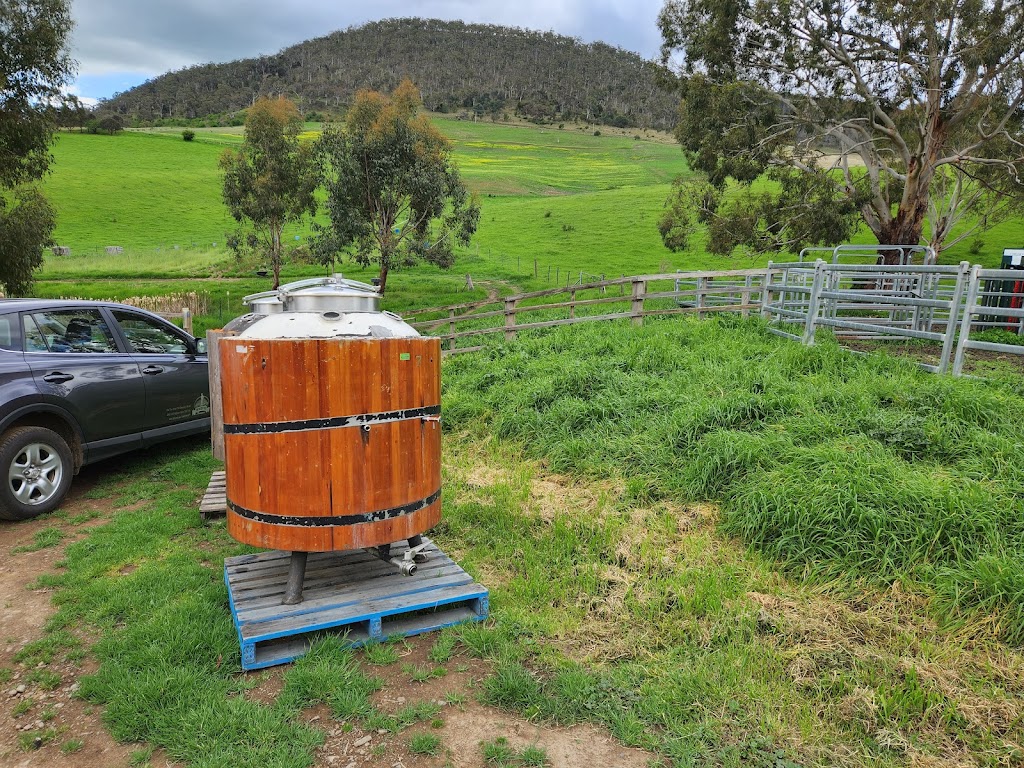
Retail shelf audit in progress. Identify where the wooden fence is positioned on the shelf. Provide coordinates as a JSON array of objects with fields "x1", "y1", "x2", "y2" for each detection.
[
  {"x1": 404, "y1": 269, "x2": 773, "y2": 354},
  {"x1": 157, "y1": 308, "x2": 193, "y2": 336}
]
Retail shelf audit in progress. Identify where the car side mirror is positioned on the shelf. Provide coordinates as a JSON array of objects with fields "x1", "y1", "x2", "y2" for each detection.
[{"x1": 194, "y1": 339, "x2": 207, "y2": 355}]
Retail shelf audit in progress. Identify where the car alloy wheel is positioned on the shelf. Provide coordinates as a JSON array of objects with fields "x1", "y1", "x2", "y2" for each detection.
[
  {"x1": 9, "y1": 441, "x2": 64, "y2": 505},
  {"x1": 0, "y1": 426, "x2": 74, "y2": 521}
]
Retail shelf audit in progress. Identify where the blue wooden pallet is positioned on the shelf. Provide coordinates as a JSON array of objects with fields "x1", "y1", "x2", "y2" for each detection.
[{"x1": 224, "y1": 538, "x2": 489, "y2": 670}]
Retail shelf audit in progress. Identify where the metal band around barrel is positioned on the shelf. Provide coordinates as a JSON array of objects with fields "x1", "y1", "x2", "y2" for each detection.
[
  {"x1": 227, "y1": 489, "x2": 441, "y2": 527},
  {"x1": 223, "y1": 404, "x2": 441, "y2": 435}
]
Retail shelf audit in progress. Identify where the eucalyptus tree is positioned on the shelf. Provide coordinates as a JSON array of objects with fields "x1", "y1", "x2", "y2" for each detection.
[
  {"x1": 657, "y1": 0, "x2": 1024, "y2": 260},
  {"x1": 0, "y1": 0, "x2": 74, "y2": 295},
  {"x1": 313, "y1": 80, "x2": 480, "y2": 293},
  {"x1": 220, "y1": 97, "x2": 318, "y2": 288}
]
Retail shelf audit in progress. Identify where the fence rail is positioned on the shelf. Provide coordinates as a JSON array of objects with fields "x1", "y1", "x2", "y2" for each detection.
[
  {"x1": 953, "y1": 266, "x2": 1024, "y2": 375},
  {"x1": 408, "y1": 269, "x2": 772, "y2": 353},
  {"x1": 157, "y1": 308, "x2": 193, "y2": 335},
  {"x1": 409, "y1": 261, "x2": 1024, "y2": 376},
  {"x1": 762, "y1": 260, "x2": 972, "y2": 373}
]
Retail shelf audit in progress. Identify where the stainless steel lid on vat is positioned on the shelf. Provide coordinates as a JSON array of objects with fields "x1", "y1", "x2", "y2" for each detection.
[
  {"x1": 244, "y1": 275, "x2": 381, "y2": 315},
  {"x1": 233, "y1": 275, "x2": 416, "y2": 340}
]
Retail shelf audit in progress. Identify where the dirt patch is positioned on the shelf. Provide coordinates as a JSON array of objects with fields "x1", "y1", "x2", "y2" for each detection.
[
  {"x1": 307, "y1": 640, "x2": 654, "y2": 768},
  {"x1": 842, "y1": 338, "x2": 1024, "y2": 374},
  {"x1": 0, "y1": 473, "x2": 158, "y2": 768}
]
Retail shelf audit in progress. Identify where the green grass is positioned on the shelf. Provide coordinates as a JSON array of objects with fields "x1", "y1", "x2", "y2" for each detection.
[
  {"x1": 482, "y1": 737, "x2": 549, "y2": 767},
  {"x1": 60, "y1": 738, "x2": 84, "y2": 753},
  {"x1": 12, "y1": 526, "x2": 65, "y2": 552},
  {"x1": 433, "y1": 118, "x2": 688, "y2": 195},
  {"x1": 41, "y1": 119, "x2": 1020, "y2": 298},
  {"x1": 44, "y1": 132, "x2": 235, "y2": 252},
  {"x1": 361, "y1": 640, "x2": 401, "y2": 666},
  {"x1": 407, "y1": 731, "x2": 442, "y2": 756},
  {"x1": 440, "y1": 317, "x2": 1024, "y2": 642}
]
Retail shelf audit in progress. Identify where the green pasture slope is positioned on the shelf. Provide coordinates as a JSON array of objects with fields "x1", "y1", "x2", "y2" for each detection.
[
  {"x1": 41, "y1": 120, "x2": 707, "y2": 287},
  {"x1": 44, "y1": 131, "x2": 235, "y2": 253},
  {"x1": 41, "y1": 117, "x2": 1024, "y2": 299}
]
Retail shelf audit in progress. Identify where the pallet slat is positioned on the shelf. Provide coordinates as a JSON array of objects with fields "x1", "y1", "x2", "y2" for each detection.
[
  {"x1": 224, "y1": 537, "x2": 488, "y2": 670},
  {"x1": 199, "y1": 470, "x2": 227, "y2": 520}
]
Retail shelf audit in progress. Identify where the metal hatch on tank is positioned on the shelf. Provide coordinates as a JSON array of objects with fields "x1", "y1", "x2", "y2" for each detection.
[{"x1": 219, "y1": 276, "x2": 441, "y2": 604}]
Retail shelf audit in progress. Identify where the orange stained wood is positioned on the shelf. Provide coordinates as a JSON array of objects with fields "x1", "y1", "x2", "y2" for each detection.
[{"x1": 220, "y1": 337, "x2": 442, "y2": 552}]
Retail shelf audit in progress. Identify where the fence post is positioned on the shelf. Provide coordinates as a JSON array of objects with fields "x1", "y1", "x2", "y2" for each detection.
[
  {"x1": 761, "y1": 262, "x2": 774, "y2": 319},
  {"x1": 182, "y1": 307, "x2": 193, "y2": 336},
  {"x1": 206, "y1": 330, "x2": 234, "y2": 462},
  {"x1": 696, "y1": 277, "x2": 707, "y2": 320},
  {"x1": 802, "y1": 260, "x2": 826, "y2": 345},
  {"x1": 504, "y1": 298, "x2": 518, "y2": 341},
  {"x1": 952, "y1": 264, "x2": 982, "y2": 376},
  {"x1": 448, "y1": 309, "x2": 457, "y2": 351},
  {"x1": 631, "y1": 280, "x2": 645, "y2": 326},
  {"x1": 741, "y1": 275, "x2": 752, "y2": 317},
  {"x1": 570, "y1": 289, "x2": 576, "y2": 319},
  {"x1": 936, "y1": 261, "x2": 970, "y2": 374}
]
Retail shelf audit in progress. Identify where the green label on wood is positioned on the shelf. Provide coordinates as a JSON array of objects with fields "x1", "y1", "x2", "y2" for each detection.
[{"x1": 399, "y1": 352, "x2": 411, "y2": 360}]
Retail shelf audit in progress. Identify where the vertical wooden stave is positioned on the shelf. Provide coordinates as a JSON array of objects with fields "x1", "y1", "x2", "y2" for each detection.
[{"x1": 223, "y1": 336, "x2": 442, "y2": 553}]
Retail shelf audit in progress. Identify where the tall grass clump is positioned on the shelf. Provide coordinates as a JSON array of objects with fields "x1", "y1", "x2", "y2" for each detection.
[{"x1": 441, "y1": 316, "x2": 1024, "y2": 640}]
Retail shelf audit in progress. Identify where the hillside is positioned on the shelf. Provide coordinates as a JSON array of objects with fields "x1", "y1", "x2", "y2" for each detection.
[{"x1": 102, "y1": 18, "x2": 679, "y2": 129}]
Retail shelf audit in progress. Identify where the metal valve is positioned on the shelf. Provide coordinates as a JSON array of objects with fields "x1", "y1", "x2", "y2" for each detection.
[{"x1": 389, "y1": 541, "x2": 430, "y2": 575}]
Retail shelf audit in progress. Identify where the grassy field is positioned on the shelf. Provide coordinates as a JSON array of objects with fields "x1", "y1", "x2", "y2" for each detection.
[
  {"x1": 44, "y1": 131, "x2": 234, "y2": 251},
  {"x1": 7, "y1": 316, "x2": 1023, "y2": 767},
  {"x1": 39, "y1": 118, "x2": 1024, "y2": 304},
  {"x1": 7, "y1": 110, "x2": 1023, "y2": 768}
]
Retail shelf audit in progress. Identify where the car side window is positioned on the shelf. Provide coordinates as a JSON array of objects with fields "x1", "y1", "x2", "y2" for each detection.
[
  {"x1": 0, "y1": 315, "x2": 19, "y2": 351},
  {"x1": 21, "y1": 316, "x2": 47, "y2": 352},
  {"x1": 112, "y1": 311, "x2": 189, "y2": 354},
  {"x1": 25, "y1": 310, "x2": 118, "y2": 353}
]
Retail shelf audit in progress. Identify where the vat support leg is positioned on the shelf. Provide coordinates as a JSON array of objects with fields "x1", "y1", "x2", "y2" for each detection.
[{"x1": 282, "y1": 551, "x2": 308, "y2": 605}]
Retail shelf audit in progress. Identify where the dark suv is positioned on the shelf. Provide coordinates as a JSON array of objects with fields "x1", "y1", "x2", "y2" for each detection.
[{"x1": 0, "y1": 300, "x2": 210, "y2": 521}]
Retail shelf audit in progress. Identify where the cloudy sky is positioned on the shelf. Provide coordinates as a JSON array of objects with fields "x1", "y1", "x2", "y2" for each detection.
[{"x1": 68, "y1": 0, "x2": 667, "y2": 104}]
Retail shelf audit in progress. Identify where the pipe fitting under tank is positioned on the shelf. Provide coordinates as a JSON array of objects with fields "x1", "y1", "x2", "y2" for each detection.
[{"x1": 373, "y1": 538, "x2": 429, "y2": 576}]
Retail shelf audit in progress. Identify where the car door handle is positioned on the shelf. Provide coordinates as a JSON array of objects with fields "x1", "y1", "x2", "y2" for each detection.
[
  {"x1": 142, "y1": 366, "x2": 164, "y2": 375},
  {"x1": 42, "y1": 372, "x2": 74, "y2": 383}
]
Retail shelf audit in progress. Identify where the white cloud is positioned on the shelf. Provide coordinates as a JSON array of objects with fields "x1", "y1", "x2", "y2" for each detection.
[{"x1": 69, "y1": 0, "x2": 666, "y2": 94}]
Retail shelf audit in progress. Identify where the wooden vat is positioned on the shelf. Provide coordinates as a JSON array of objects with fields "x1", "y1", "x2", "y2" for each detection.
[{"x1": 220, "y1": 336, "x2": 441, "y2": 552}]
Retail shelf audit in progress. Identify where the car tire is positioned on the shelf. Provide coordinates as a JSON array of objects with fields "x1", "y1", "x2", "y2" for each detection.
[{"x1": 0, "y1": 427, "x2": 73, "y2": 522}]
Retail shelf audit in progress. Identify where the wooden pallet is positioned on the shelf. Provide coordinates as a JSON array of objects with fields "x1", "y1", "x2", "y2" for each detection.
[
  {"x1": 200, "y1": 470, "x2": 226, "y2": 521},
  {"x1": 224, "y1": 538, "x2": 489, "y2": 670}
]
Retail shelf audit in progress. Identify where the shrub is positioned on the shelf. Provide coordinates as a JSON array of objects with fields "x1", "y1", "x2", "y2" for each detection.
[{"x1": 181, "y1": 129, "x2": 196, "y2": 142}]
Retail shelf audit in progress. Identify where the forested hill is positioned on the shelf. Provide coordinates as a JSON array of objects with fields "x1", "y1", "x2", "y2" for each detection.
[{"x1": 103, "y1": 18, "x2": 679, "y2": 129}]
